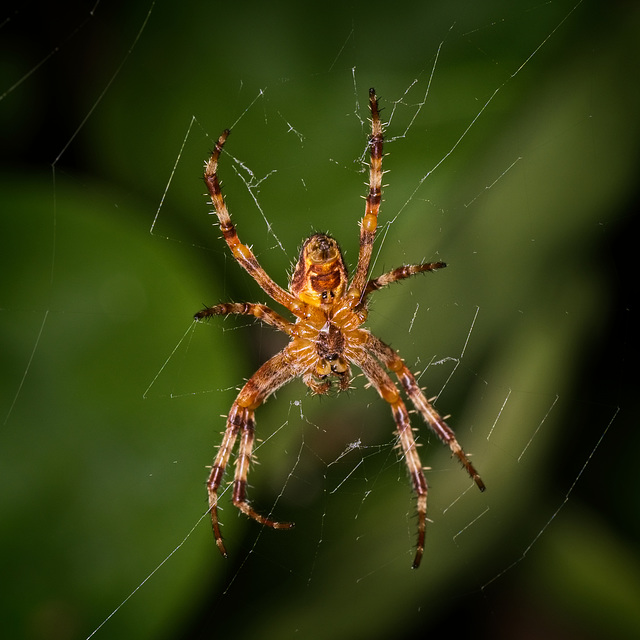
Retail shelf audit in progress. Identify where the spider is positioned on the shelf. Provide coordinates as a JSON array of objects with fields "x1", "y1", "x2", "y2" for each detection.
[{"x1": 195, "y1": 88, "x2": 485, "y2": 568}]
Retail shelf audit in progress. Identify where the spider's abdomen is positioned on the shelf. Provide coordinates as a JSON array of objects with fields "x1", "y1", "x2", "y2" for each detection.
[{"x1": 290, "y1": 234, "x2": 348, "y2": 308}]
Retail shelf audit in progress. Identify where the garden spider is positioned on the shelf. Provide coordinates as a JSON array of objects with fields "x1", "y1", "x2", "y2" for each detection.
[{"x1": 195, "y1": 88, "x2": 485, "y2": 568}]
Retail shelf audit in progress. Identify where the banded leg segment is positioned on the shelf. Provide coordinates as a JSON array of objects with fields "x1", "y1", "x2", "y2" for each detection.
[
  {"x1": 361, "y1": 262, "x2": 447, "y2": 303},
  {"x1": 367, "y1": 334, "x2": 485, "y2": 492},
  {"x1": 204, "y1": 131, "x2": 302, "y2": 314},
  {"x1": 349, "y1": 88, "x2": 384, "y2": 301},
  {"x1": 194, "y1": 301, "x2": 294, "y2": 334},
  {"x1": 207, "y1": 349, "x2": 299, "y2": 557},
  {"x1": 352, "y1": 348, "x2": 429, "y2": 568}
]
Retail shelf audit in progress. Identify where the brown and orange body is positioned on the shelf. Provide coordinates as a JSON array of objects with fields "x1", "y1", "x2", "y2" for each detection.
[{"x1": 195, "y1": 89, "x2": 484, "y2": 568}]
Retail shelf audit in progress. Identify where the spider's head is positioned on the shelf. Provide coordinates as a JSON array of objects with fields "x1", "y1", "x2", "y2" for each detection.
[{"x1": 290, "y1": 233, "x2": 348, "y2": 308}]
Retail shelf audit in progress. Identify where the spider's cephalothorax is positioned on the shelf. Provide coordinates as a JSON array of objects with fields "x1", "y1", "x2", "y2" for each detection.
[{"x1": 195, "y1": 89, "x2": 485, "y2": 568}]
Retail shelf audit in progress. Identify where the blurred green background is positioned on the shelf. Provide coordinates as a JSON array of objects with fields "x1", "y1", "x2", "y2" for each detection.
[{"x1": 1, "y1": 1, "x2": 638, "y2": 638}]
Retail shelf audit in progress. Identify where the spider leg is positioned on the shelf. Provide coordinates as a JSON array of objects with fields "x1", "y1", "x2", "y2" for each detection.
[
  {"x1": 204, "y1": 131, "x2": 302, "y2": 313},
  {"x1": 349, "y1": 88, "x2": 384, "y2": 301},
  {"x1": 207, "y1": 406, "x2": 241, "y2": 556},
  {"x1": 194, "y1": 302, "x2": 294, "y2": 334},
  {"x1": 361, "y1": 262, "x2": 447, "y2": 302},
  {"x1": 207, "y1": 348, "x2": 301, "y2": 557},
  {"x1": 367, "y1": 334, "x2": 485, "y2": 492},
  {"x1": 350, "y1": 348, "x2": 428, "y2": 569}
]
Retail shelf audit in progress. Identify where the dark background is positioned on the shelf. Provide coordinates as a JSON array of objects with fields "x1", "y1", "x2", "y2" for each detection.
[{"x1": 1, "y1": 1, "x2": 638, "y2": 638}]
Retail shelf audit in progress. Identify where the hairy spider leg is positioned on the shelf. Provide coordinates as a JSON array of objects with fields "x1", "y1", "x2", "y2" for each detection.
[
  {"x1": 361, "y1": 262, "x2": 447, "y2": 303},
  {"x1": 204, "y1": 130, "x2": 304, "y2": 316},
  {"x1": 350, "y1": 346, "x2": 429, "y2": 568},
  {"x1": 349, "y1": 88, "x2": 384, "y2": 302},
  {"x1": 367, "y1": 334, "x2": 485, "y2": 492},
  {"x1": 207, "y1": 349, "x2": 302, "y2": 557},
  {"x1": 194, "y1": 302, "x2": 294, "y2": 334}
]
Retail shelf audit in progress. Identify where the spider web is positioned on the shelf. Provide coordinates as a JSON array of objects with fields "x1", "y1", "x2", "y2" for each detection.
[{"x1": 1, "y1": 1, "x2": 637, "y2": 639}]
